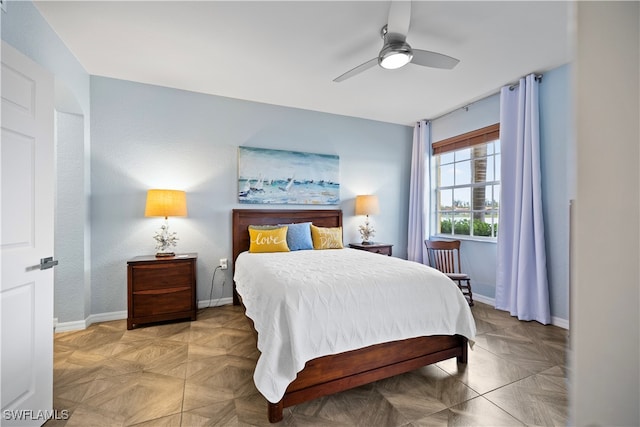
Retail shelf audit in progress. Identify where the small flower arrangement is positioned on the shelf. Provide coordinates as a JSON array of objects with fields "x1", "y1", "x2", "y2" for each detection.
[
  {"x1": 153, "y1": 222, "x2": 179, "y2": 253},
  {"x1": 358, "y1": 221, "x2": 375, "y2": 243}
]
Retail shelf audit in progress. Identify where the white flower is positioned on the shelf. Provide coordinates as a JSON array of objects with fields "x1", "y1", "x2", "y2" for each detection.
[
  {"x1": 153, "y1": 223, "x2": 179, "y2": 252},
  {"x1": 358, "y1": 223, "x2": 375, "y2": 242}
]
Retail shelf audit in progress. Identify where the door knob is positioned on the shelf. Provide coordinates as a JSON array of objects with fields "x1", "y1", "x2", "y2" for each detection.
[{"x1": 39, "y1": 257, "x2": 59, "y2": 270}]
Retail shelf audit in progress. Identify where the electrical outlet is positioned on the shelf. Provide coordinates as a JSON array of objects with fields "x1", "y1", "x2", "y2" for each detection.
[{"x1": 220, "y1": 258, "x2": 228, "y2": 270}]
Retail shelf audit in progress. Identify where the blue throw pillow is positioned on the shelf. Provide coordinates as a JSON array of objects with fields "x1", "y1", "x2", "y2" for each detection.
[{"x1": 280, "y1": 222, "x2": 313, "y2": 251}]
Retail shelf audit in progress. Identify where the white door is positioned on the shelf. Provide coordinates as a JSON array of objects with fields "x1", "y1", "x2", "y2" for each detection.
[{"x1": 1, "y1": 42, "x2": 55, "y2": 426}]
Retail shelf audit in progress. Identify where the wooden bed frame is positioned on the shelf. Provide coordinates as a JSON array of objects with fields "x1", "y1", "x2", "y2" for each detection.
[{"x1": 231, "y1": 208, "x2": 468, "y2": 423}]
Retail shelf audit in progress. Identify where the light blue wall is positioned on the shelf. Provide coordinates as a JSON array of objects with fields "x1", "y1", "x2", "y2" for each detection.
[
  {"x1": 539, "y1": 64, "x2": 571, "y2": 323},
  {"x1": 2, "y1": 0, "x2": 570, "y2": 325},
  {"x1": 90, "y1": 77, "x2": 413, "y2": 314},
  {"x1": 430, "y1": 65, "x2": 571, "y2": 323},
  {"x1": 2, "y1": 0, "x2": 412, "y2": 322},
  {"x1": 2, "y1": 1, "x2": 92, "y2": 323}
]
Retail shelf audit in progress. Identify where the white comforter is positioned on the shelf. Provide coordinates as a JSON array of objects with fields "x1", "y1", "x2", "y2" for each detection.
[{"x1": 234, "y1": 248, "x2": 476, "y2": 403}]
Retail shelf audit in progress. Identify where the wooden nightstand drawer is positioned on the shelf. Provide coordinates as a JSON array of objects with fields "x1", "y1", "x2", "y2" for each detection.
[
  {"x1": 131, "y1": 261, "x2": 192, "y2": 291},
  {"x1": 132, "y1": 287, "x2": 193, "y2": 317},
  {"x1": 127, "y1": 254, "x2": 197, "y2": 329},
  {"x1": 368, "y1": 246, "x2": 392, "y2": 256},
  {"x1": 348, "y1": 243, "x2": 393, "y2": 256}
]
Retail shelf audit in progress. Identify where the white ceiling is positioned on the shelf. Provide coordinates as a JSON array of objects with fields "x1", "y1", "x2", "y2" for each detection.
[{"x1": 34, "y1": 1, "x2": 572, "y2": 126}]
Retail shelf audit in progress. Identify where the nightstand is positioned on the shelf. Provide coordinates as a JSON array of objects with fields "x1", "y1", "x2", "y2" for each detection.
[
  {"x1": 127, "y1": 253, "x2": 197, "y2": 329},
  {"x1": 348, "y1": 242, "x2": 393, "y2": 256}
]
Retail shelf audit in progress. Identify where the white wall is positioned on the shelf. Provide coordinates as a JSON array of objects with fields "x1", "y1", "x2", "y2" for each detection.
[
  {"x1": 89, "y1": 76, "x2": 413, "y2": 315},
  {"x1": 571, "y1": 2, "x2": 639, "y2": 425}
]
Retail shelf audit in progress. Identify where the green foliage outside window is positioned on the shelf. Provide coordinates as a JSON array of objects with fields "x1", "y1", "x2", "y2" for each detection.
[{"x1": 440, "y1": 219, "x2": 497, "y2": 237}]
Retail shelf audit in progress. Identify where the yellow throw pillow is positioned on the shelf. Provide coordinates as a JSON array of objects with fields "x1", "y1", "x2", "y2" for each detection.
[
  {"x1": 249, "y1": 226, "x2": 290, "y2": 253},
  {"x1": 311, "y1": 225, "x2": 344, "y2": 249}
]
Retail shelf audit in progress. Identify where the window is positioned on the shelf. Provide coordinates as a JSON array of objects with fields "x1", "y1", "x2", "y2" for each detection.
[{"x1": 433, "y1": 123, "x2": 500, "y2": 239}]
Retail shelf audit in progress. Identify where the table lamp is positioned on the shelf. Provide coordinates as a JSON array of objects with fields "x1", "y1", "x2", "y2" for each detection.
[
  {"x1": 355, "y1": 194, "x2": 380, "y2": 244},
  {"x1": 145, "y1": 189, "x2": 187, "y2": 257}
]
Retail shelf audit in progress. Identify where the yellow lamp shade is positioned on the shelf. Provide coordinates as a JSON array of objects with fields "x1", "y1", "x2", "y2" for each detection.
[
  {"x1": 144, "y1": 189, "x2": 187, "y2": 218},
  {"x1": 355, "y1": 195, "x2": 380, "y2": 216}
]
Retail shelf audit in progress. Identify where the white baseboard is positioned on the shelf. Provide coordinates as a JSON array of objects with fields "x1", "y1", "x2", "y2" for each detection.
[
  {"x1": 472, "y1": 294, "x2": 495, "y2": 306},
  {"x1": 54, "y1": 310, "x2": 127, "y2": 333},
  {"x1": 198, "y1": 297, "x2": 233, "y2": 308},
  {"x1": 54, "y1": 295, "x2": 568, "y2": 333},
  {"x1": 87, "y1": 310, "x2": 128, "y2": 325},
  {"x1": 54, "y1": 300, "x2": 234, "y2": 333},
  {"x1": 54, "y1": 319, "x2": 90, "y2": 332},
  {"x1": 472, "y1": 294, "x2": 569, "y2": 329},
  {"x1": 551, "y1": 316, "x2": 570, "y2": 329}
]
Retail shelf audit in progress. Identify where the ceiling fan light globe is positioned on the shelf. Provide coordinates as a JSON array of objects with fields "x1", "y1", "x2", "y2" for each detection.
[{"x1": 378, "y1": 44, "x2": 413, "y2": 69}]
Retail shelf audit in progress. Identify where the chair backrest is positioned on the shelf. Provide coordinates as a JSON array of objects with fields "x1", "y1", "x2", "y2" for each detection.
[{"x1": 424, "y1": 239, "x2": 462, "y2": 274}]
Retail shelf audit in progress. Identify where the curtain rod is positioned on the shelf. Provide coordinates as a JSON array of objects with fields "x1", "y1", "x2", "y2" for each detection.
[
  {"x1": 424, "y1": 73, "x2": 543, "y2": 123},
  {"x1": 509, "y1": 73, "x2": 543, "y2": 91}
]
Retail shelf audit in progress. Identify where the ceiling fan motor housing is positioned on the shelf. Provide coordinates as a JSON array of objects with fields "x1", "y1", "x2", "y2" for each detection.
[
  {"x1": 378, "y1": 42, "x2": 413, "y2": 69},
  {"x1": 378, "y1": 24, "x2": 413, "y2": 69}
]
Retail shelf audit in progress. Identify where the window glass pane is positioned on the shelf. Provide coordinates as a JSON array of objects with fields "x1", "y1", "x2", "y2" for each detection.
[
  {"x1": 491, "y1": 185, "x2": 500, "y2": 237},
  {"x1": 439, "y1": 163, "x2": 455, "y2": 187},
  {"x1": 439, "y1": 212, "x2": 453, "y2": 234},
  {"x1": 472, "y1": 186, "x2": 488, "y2": 212},
  {"x1": 439, "y1": 151, "x2": 454, "y2": 165},
  {"x1": 485, "y1": 185, "x2": 496, "y2": 209},
  {"x1": 453, "y1": 213, "x2": 470, "y2": 235},
  {"x1": 438, "y1": 189, "x2": 453, "y2": 210},
  {"x1": 471, "y1": 144, "x2": 487, "y2": 160},
  {"x1": 494, "y1": 140, "x2": 501, "y2": 154},
  {"x1": 456, "y1": 160, "x2": 471, "y2": 185},
  {"x1": 485, "y1": 156, "x2": 495, "y2": 182},
  {"x1": 495, "y1": 154, "x2": 501, "y2": 181},
  {"x1": 453, "y1": 187, "x2": 470, "y2": 210},
  {"x1": 455, "y1": 148, "x2": 470, "y2": 161},
  {"x1": 491, "y1": 211, "x2": 498, "y2": 237},
  {"x1": 486, "y1": 141, "x2": 494, "y2": 155},
  {"x1": 474, "y1": 210, "x2": 493, "y2": 237},
  {"x1": 472, "y1": 157, "x2": 488, "y2": 184}
]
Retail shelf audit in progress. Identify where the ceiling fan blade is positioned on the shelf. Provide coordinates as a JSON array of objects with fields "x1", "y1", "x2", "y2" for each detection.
[
  {"x1": 411, "y1": 49, "x2": 460, "y2": 69},
  {"x1": 386, "y1": 0, "x2": 411, "y2": 41},
  {"x1": 333, "y1": 58, "x2": 378, "y2": 82}
]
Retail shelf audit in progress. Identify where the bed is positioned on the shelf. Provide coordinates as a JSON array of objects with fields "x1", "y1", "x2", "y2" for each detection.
[{"x1": 231, "y1": 208, "x2": 475, "y2": 423}]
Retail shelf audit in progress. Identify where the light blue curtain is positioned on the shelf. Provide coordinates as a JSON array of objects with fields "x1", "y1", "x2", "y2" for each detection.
[
  {"x1": 407, "y1": 120, "x2": 431, "y2": 264},
  {"x1": 495, "y1": 74, "x2": 551, "y2": 324}
]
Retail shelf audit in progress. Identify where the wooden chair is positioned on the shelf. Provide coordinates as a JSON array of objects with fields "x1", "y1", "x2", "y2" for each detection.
[{"x1": 424, "y1": 239, "x2": 474, "y2": 306}]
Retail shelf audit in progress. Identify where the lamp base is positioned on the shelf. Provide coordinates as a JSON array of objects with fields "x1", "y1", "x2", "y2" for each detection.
[
  {"x1": 361, "y1": 241, "x2": 375, "y2": 245},
  {"x1": 155, "y1": 252, "x2": 175, "y2": 258}
]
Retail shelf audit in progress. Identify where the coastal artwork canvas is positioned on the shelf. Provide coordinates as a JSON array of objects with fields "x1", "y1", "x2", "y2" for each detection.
[{"x1": 238, "y1": 146, "x2": 340, "y2": 205}]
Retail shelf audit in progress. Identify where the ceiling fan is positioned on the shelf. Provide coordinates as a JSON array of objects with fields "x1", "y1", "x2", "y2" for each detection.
[{"x1": 333, "y1": 1, "x2": 460, "y2": 82}]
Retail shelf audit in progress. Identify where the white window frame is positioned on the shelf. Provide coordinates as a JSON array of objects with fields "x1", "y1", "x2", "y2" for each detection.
[{"x1": 432, "y1": 123, "x2": 500, "y2": 241}]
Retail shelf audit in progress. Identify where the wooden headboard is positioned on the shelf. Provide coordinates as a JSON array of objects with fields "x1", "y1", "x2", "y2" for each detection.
[{"x1": 231, "y1": 208, "x2": 343, "y2": 304}]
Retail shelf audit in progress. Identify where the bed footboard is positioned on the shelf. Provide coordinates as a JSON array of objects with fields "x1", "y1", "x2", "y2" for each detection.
[{"x1": 267, "y1": 334, "x2": 468, "y2": 423}]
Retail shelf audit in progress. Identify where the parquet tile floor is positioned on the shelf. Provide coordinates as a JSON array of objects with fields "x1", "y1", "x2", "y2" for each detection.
[{"x1": 47, "y1": 302, "x2": 568, "y2": 426}]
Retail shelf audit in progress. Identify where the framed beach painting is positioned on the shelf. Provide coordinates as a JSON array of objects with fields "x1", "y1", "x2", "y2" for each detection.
[{"x1": 238, "y1": 146, "x2": 340, "y2": 205}]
